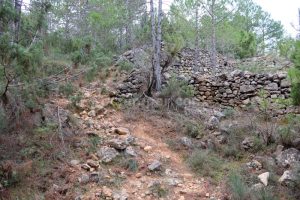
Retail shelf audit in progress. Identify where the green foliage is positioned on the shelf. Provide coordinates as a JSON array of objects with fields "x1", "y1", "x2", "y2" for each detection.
[
  {"x1": 161, "y1": 76, "x2": 195, "y2": 100},
  {"x1": 88, "y1": 136, "x2": 102, "y2": 153},
  {"x1": 0, "y1": 106, "x2": 7, "y2": 132},
  {"x1": 223, "y1": 107, "x2": 235, "y2": 118},
  {"x1": 149, "y1": 183, "x2": 168, "y2": 198},
  {"x1": 93, "y1": 52, "x2": 113, "y2": 67},
  {"x1": 0, "y1": 170, "x2": 21, "y2": 188},
  {"x1": 187, "y1": 150, "x2": 223, "y2": 179},
  {"x1": 278, "y1": 37, "x2": 295, "y2": 59},
  {"x1": 288, "y1": 41, "x2": 300, "y2": 105},
  {"x1": 184, "y1": 121, "x2": 203, "y2": 138},
  {"x1": 236, "y1": 31, "x2": 257, "y2": 59},
  {"x1": 118, "y1": 60, "x2": 134, "y2": 72},
  {"x1": 253, "y1": 188, "x2": 279, "y2": 200},
  {"x1": 69, "y1": 92, "x2": 83, "y2": 109},
  {"x1": 59, "y1": 82, "x2": 75, "y2": 97},
  {"x1": 122, "y1": 159, "x2": 139, "y2": 172},
  {"x1": 227, "y1": 172, "x2": 249, "y2": 200}
]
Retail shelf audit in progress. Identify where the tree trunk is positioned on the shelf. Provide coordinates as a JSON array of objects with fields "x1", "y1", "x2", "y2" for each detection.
[
  {"x1": 125, "y1": 0, "x2": 133, "y2": 48},
  {"x1": 147, "y1": 0, "x2": 157, "y2": 96},
  {"x1": 210, "y1": 0, "x2": 217, "y2": 69},
  {"x1": 155, "y1": 0, "x2": 162, "y2": 91},
  {"x1": 0, "y1": 0, "x2": 3, "y2": 35},
  {"x1": 195, "y1": 4, "x2": 200, "y2": 70},
  {"x1": 14, "y1": 0, "x2": 22, "y2": 43}
]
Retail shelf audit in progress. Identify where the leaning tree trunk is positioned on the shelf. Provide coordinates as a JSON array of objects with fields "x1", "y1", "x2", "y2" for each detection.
[
  {"x1": 155, "y1": 0, "x2": 162, "y2": 91},
  {"x1": 14, "y1": 0, "x2": 22, "y2": 43},
  {"x1": 146, "y1": 0, "x2": 157, "y2": 96}
]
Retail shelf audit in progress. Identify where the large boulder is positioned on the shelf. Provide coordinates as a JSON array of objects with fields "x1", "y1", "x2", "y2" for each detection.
[
  {"x1": 207, "y1": 116, "x2": 220, "y2": 130},
  {"x1": 97, "y1": 147, "x2": 119, "y2": 163},
  {"x1": 276, "y1": 148, "x2": 300, "y2": 168}
]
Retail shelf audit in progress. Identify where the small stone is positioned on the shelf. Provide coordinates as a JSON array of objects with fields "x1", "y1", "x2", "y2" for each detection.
[
  {"x1": 258, "y1": 172, "x2": 270, "y2": 186},
  {"x1": 148, "y1": 160, "x2": 162, "y2": 171},
  {"x1": 90, "y1": 172, "x2": 100, "y2": 183},
  {"x1": 206, "y1": 193, "x2": 210, "y2": 197},
  {"x1": 136, "y1": 173, "x2": 142, "y2": 178},
  {"x1": 242, "y1": 137, "x2": 254, "y2": 150},
  {"x1": 114, "y1": 127, "x2": 131, "y2": 135},
  {"x1": 109, "y1": 138, "x2": 128, "y2": 150},
  {"x1": 180, "y1": 137, "x2": 192, "y2": 148},
  {"x1": 78, "y1": 174, "x2": 89, "y2": 184},
  {"x1": 87, "y1": 159, "x2": 99, "y2": 168},
  {"x1": 70, "y1": 160, "x2": 80, "y2": 166},
  {"x1": 81, "y1": 164, "x2": 91, "y2": 171},
  {"x1": 88, "y1": 110, "x2": 96, "y2": 117},
  {"x1": 144, "y1": 146, "x2": 153, "y2": 152},
  {"x1": 112, "y1": 189, "x2": 128, "y2": 200},
  {"x1": 125, "y1": 146, "x2": 137, "y2": 157},
  {"x1": 102, "y1": 186, "x2": 112, "y2": 197}
]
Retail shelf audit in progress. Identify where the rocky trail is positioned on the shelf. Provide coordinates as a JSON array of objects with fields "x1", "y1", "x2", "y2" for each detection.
[{"x1": 50, "y1": 78, "x2": 226, "y2": 200}]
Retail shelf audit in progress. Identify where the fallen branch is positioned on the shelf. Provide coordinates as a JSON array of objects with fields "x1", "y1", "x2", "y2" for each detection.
[{"x1": 57, "y1": 106, "x2": 66, "y2": 154}]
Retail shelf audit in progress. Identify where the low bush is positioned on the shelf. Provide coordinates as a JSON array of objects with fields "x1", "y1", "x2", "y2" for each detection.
[
  {"x1": 187, "y1": 150, "x2": 223, "y2": 179},
  {"x1": 184, "y1": 121, "x2": 203, "y2": 138},
  {"x1": 223, "y1": 107, "x2": 235, "y2": 118},
  {"x1": 122, "y1": 159, "x2": 139, "y2": 172},
  {"x1": 69, "y1": 92, "x2": 83, "y2": 109},
  {"x1": 0, "y1": 106, "x2": 7, "y2": 133},
  {"x1": 117, "y1": 60, "x2": 134, "y2": 72},
  {"x1": 252, "y1": 188, "x2": 278, "y2": 200},
  {"x1": 227, "y1": 172, "x2": 249, "y2": 200},
  {"x1": 59, "y1": 82, "x2": 75, "y2": 97},
  {"x1": 149, "y1": 182, "x2": 168, "y2": 198},
  {"x1": 160, "y1": 75, "x2": 195, "y2": 109}
]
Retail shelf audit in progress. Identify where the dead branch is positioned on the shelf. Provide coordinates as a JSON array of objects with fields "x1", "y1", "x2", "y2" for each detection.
[{"x1": 57, "y1": 106, "x2": 66, "y2": 154}]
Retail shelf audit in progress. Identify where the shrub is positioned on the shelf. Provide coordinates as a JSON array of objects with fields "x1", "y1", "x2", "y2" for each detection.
[
  {"x1": 288, "y1": 41, "x2": 300, "y2": 105},
  {"x1": 59, "y1": 82, "x2": 75, "y2": 97},
  {"x1": 0, "y1": 106, "x2": 7, "y2": 133},
  {"x1": 252, "y1": 188, "x2": 279, "y2": 200},
  {"x1": 187, "y1": 150, "x2": 223, "y2": 179},
  {"x1": 160, "y1": 75, "x2": 195, "y2": 109},
  {"x1": 227, "y1": 172, "x2": 249, "y2": 200},
  {"x1": 149, "y1": 183, "x2": 168, "y2": 198},
  {"x1": 85, "y1": 65, "x2": 99, "y2": 82},
  {"x1": 184, "y1": 121, "x2": 203, "y2": 138},
  {"x1": 122, "y1": 159, "x2": 139, "y2": 172},
  {"x1": 118, "y1": 60, "x2": 134, "y2": 72},
  {"x1": 93, "y1": 53, "x2": 112, "y2": 67},
  {"x1": 69, "y1": 92, "x2": 83, "y2": 109},
  {"x1": 223, "y1": 107, "x2": 235, "y2": 118},
  {"x1": 223, "y1": 145, "x2": 242, "y2": 160}
]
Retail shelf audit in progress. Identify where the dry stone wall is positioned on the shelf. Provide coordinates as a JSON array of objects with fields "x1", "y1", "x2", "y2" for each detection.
[
  {"x1": 116, "y1": 47, "x2": 292, "y2": 109},
  {"x1": 191, "y1": 70, "x2": 290, "y2": 107}
]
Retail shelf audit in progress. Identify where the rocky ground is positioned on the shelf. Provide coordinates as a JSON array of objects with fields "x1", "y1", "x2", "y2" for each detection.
[
  {"x1": 0, "y1": 52, "x2": 299, "y2": 200},
  {"x1": 44, "y1": 79, "x2": 228, "y2": 200}
]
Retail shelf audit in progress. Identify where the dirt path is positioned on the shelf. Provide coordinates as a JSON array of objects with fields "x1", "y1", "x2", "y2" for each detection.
[{"x1": 60, "y1": 79, "x2": 225, "y2": 200}]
